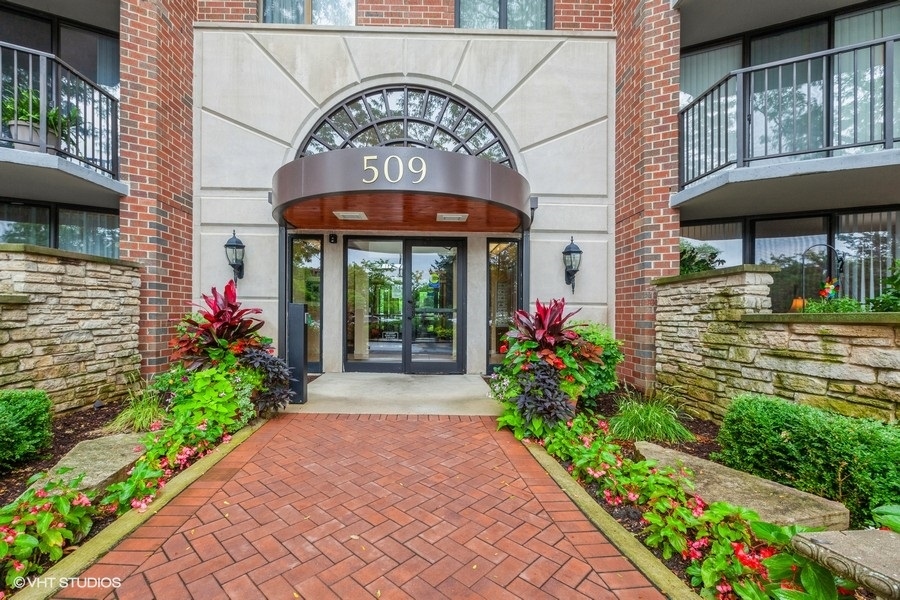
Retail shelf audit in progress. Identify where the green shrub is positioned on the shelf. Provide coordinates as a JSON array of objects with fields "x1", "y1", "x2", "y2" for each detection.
[
  {"x1": 573, "y1": 322, "x2": 624, "y2": 410},
  {"x1": 801, "y1": 297, "x2": 865, "y2": 313},
  {"x1": 714, "y1": 395, "x2": 900, "y2": 526},
  {"x1": 608, "y1": 388, "x2": 695, "y2": 443},
  {"x1": 0, "y1": 390, "x2": 53, "y2": 471}
]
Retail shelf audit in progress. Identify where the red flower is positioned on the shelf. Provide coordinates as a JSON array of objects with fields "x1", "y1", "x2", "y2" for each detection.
[{"x1": 499, "y1": 343, "x2": 508, "y2": 353}]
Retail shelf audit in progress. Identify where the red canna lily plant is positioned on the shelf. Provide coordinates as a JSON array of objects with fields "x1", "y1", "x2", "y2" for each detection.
[
  {"x1": 506, "y1": 298, "x2": 581, "y2": 350},
  {"x1": 171, "y1": 280, "x2": 264, "y2": 366}
]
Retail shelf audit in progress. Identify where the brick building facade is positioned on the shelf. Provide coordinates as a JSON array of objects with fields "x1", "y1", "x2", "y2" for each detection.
[{"x1": 1, "y1": 0, "x2": 682, "y2": 391}]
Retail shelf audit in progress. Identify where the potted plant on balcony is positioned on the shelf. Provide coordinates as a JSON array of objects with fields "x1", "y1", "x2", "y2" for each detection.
[{"x1": 1, "y1": 88, "x2": 79, "y2": 151}]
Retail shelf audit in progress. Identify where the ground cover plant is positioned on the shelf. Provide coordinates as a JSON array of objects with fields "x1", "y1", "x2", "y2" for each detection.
[{"x1": 0, "y1": 281, "x2": 294, "y2": 595}]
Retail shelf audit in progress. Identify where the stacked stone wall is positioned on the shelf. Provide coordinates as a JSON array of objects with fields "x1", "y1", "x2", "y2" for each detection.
[
  {"x1": 655, "y1": 265, "x2": 900, "y2": 423},
  {"x1": 0, "y1": 246, "x2": 141, "y2": 412}
]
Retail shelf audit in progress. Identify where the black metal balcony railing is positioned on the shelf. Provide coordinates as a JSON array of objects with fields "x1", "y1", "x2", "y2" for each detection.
[
  {"x1": 0, "y1": 41, "x2": 118, "y2": 179},
  {"x1": 679, "y1": 35, "x2": 900, "y2": 189}
]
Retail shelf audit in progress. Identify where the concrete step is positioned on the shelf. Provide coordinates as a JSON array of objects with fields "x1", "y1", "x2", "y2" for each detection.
[{"x1": 635, "y1": 441, "x2": 850, "y2": 531}]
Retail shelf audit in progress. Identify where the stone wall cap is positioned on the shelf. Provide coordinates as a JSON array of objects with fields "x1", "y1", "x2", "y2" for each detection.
[
  {"x1": 653, "y1": 264, "x2": 780, "y2": 286},
  {"x1": 743, "y1": 313, "x2": 900, "y2": 324},
  {"x1": 0, "y1": 244, "x2": 141, "y2": 269}
]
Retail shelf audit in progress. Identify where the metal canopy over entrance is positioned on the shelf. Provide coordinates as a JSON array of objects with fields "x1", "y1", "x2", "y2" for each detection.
[
  {"x1": 272, "y1": 147, "x2": 531, "y2": 232},
  {"x1": 271, "y1": 84, "x2": 530, "y2": 233}
]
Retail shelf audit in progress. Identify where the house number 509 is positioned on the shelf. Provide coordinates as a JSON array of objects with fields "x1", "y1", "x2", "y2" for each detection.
[{"x1": 362, "y1": 155, "x2": 427, "y2": 184}]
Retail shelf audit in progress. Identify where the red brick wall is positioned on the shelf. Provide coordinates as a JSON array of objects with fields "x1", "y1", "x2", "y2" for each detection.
[
  {"x1": 554, "y1": 0, "x2": 612, "y2": 30},
  {"x1": 357, "y1": 0, "x2": 454, "y2": 27},
  {"x1": 197, "y1": 1, "x2": 258, "y2": 22},
  {"x1": 197, "y1": 0, "x2": 612, "y2": 29},
  {"x1": 119, "y1": 0, "x2": 196, "y2": 374},
  {"x1": 612, "y1": 0, "x2": 680, "y2": 390}
]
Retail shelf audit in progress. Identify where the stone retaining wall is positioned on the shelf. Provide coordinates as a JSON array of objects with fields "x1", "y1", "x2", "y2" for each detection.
[
  {"x1": 0, "y1": 244, "x2": 141, "y2": 412},
  {"x1": 654, "y1": 265, "x2": 900, "y2": 423}
]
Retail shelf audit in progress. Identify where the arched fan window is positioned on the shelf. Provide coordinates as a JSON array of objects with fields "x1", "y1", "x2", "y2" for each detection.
[{"x1": 298, "y1": 86, "x2": 514, "y2": 168}]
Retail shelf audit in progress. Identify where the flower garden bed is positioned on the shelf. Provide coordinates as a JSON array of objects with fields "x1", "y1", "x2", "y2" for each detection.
[{"x1": 0, "y1": 281, "x2": 293, "y2": 597}]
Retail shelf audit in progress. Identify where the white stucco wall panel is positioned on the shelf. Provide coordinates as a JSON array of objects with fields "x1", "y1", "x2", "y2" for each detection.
[
  {"x1": 200, "y1": 32, "x2": 315, "y2": 140},
  {"x1": 521, "y1": 121, "x2": 609, "y2": 196},
  {"x1": 343, "y1": 36, "x2": 407, "y2": 80},
  {"x1": 198, "y1": 194, "x2": 273, "y2": 227},
  {"x1": 404, "y1": 38, "x2": 471, "y2": 84},
  {"x1": 251, "y1": 32, "x2": 359, "y2": 104},
  {"x1": 496, "y1": 40, "x2": 609, "y2": 149},
  {"x1": 528, "y1": 236, "x2": 610, "y2": 307},
  {"x1": 199, "y1": 113, "x2": 289, "y2": 189},
  {"x1": 454, "y1": 38, "x2": 561, "y2": 108},
  {"x1": 531, "y1": 198, "x2": 610, "y2": 234},
  {"x1": 198, "y1": 228, "x2": 280, "y2": 308}
]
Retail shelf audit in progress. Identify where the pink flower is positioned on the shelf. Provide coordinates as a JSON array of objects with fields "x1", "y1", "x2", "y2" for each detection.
[
  {"x1": 35, "y1": 489, "x2": 48, "y2": 498},
  {"x1": 13, "y1": 560, "x2": 25, "y2": 571},
  {"x1": 72, "y1": 493, "x2": 91, "y2": 507},
  {"x1": 149, "y1": 420, "x2": 163, "y2": 432},
  {"x1": 221, "y1": 433, "x2": 232, "y2": 443}
]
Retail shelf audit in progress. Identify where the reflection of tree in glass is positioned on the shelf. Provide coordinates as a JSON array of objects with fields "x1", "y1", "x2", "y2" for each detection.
[{"x1": 291, "y1": 240, "x2": 321, "y2": 305}]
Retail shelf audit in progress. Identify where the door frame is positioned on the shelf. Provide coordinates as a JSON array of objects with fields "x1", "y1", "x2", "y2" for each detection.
[{"x1": 343, "y1": 236, "x2": 466, "y2": 374}]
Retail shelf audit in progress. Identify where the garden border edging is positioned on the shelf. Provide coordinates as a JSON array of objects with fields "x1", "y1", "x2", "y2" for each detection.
[
  {"x1": 525, "y1": 442, "x2": 702, "y2": 600},
  {"x1": 12, "y1": 419, "x2": 267, "y2": 600}
]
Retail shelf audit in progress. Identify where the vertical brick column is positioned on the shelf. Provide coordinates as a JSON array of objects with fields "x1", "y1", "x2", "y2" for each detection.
[
  {"x1": 119, "y1": 0, "x2": 195, "y2": 375},
  {"x1": 612, "y1": 0, "x2": 681, "y2": 390}
]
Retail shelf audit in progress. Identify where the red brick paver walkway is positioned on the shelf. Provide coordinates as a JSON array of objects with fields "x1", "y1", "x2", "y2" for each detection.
[{"x1": 61, "y1": 414, "x2": 663, "y2": 599}]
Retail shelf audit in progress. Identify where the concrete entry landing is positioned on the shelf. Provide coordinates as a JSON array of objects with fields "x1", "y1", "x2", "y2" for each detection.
[{"x1": 289, "y1": 373, "x2": 499, "y2": 415}]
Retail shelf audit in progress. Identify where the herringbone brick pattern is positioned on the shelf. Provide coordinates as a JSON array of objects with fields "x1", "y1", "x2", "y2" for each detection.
[{"x1": 60, "y1": 414, "x2": 663, "y2": 599}]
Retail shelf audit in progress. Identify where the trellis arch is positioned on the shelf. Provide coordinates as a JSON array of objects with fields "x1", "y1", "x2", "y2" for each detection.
[{"x1": 298, "y1": 85, "x2": 515, "y2": 168}]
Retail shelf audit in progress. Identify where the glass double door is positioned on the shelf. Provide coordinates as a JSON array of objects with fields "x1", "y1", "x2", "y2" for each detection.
[{"x1": 346, "y1": 238, "x2": 464, "y2": 373}]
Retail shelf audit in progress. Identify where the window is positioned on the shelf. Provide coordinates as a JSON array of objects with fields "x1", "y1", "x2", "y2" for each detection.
[
  {"x1": 487, "y1": 240, "x2": 520, "y2": 369},
  {"x1": 262, "y1": 0, "x2": 355, "y2": 25},
  {"x1": 0, "y1": 200, "x2": 118, "y2": 259},
  {"x1": 458, "y1": 0, "x2": 550, "y2": 30},
  {"x1": 755, "y1": 216, "x2": 829, "y2": 312},
  {"x1": 680, "y1": 222, "x2": 743, "y2": 267},
  {"x1": 299, "y1": 85, "x2": 515, "y2": 167},
  {"x1": 290, "y1": 236, "x2": 323, "y2": 372},
  {"x1": 0, "y1": 203, "x2": 50, "y2": 246},
  {"x1": 59, "y1": 208, "x2": 119, "y2": 258},
  {"x1": 837, "y1": 210, "x2": 900, "y2": 302}
]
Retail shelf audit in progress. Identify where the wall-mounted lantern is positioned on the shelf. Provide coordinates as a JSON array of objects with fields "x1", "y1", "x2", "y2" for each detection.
[
  {"x1": 224, "y1": 230, "x2": 245, "y2": 281},
  {"x1": 562, "y1": 236, "x2": 582, "y2": 293}
]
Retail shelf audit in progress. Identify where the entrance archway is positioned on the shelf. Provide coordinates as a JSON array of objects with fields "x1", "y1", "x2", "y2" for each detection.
[{"x1": 273, "y1": 85, "x2": 530, "y2": 374}]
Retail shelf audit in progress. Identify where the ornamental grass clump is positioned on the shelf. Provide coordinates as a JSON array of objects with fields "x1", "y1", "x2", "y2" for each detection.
[{"x1": 607, "y1": 387, "x2": 695, "y2": 444}]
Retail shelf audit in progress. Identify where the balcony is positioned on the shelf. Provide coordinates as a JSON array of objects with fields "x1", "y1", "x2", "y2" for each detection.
[
  {"x1": 673, "y1": 35, "x2": 900, "y2": 221},
  {"x1": 0, "y1": 41, "x2": 126, "y2": 206}
]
